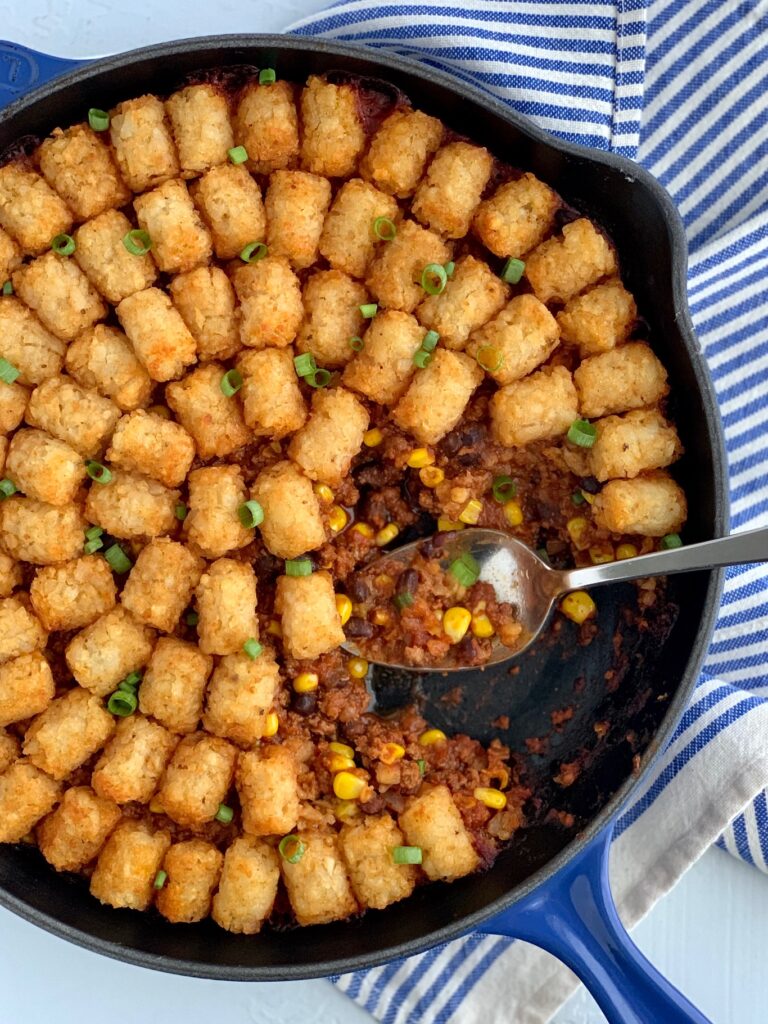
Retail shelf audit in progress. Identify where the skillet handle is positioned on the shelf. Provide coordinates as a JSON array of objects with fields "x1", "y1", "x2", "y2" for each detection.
[
  {"x1": 0, "y1": 42, "x2": 85, "y2": 110},
  {"x1": 478, "y1": 822, "x2": 712, "y2": 1024}
]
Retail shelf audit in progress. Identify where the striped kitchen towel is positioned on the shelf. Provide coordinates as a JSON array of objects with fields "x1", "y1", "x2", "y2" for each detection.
[{"x1": 287, "y1": 1, "x2": 768, "y2": 1021}]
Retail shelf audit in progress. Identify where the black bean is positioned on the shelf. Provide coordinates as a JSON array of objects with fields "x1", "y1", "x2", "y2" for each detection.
[
  {"x1": 346, "y1": 616, "x2": 374, "y2": 639},
  {"x1": 579, "y1": 475, "x2": 600, "y2": 494},
  {"x1": 292, "y1": 692, "x2": 317, "y2": 715},
  {"x1": 400, "y1": 568, "x2": 420, "y2": 594},
  {"x1": 348, "y1": 577, "x2": 371, "y2": 603},
  {"x1": 441, "y1": 431, "x2": 462, "y2": 456},
  {"x1": 458, "y1": 423, "x2": 486, "y2": 446}
]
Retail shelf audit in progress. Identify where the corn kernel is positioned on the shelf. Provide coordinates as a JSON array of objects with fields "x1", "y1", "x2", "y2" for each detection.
[
  {"x1": 474, "y1": 787, "x2": 507, "y2": 810},
  {"x1": 438, "y1": 517, "x2": 465, "y2": 532},
  {"x1": 503, "y1": 499, "x2": 523, "y2": 527},
  {"x1": 328, "y1": 505, "x2": 348, "y2": 533},
  {"x1": 419, "y1": 728, "x2": 447, "y2": 746},
  {"x1": 376, "y1": 523, "x2": 400, "y2": 546},
  {"x1": 442, "y1": 606, "x2": 472, "y2": 643},
  {"x1": 266, "y1": 619, "x2": 282, "y2": 638},
  {"x1": 348, "y1": 656, "x2": 369, "y2": 679},
  {"x1": 333, "y1": 771, "x2": 366, "y2": 800},
  {"x1": 335, "y1": 594, "x2": 352, "y2": 626},
  {"x1": 293, "y1": 672, "x2": 319, "y2": 693},
  {"x1": 149, "y1": 797, "x2": 165, "y2": 814},
  {"x1": 329, "y1": 754, "x2": 356, "y2": 773},
  {"x1": 314, "y1": 483, "x2": 334, "y2": 503},
  {"x1": 458, "y1": 498, "x2": 483, "y2": 525},
  {"x1": 566, "y1": 517, "x2": 589, "y2": 548},
  {"x1": 419, "y1": 466, "x2": 445, "y2": 488},
  {"x1": 379, "y1": 742, "x2": 406, "y2": 765},
  {"x1": 372, "y1": 608, "x2": 392, "y2": 627},
  {"x1": 352, "y1": 522, "x2": 374, "y2": 539},
  {"x1": 329, "y1": 741, "x2": 355, "y2": 758},
  {"x1": 406, "y1": 447, "x2": 434, "y2": 469},
  {"x1": 582, "y1": 490, "x2": 596, "y2": 505},
  {"x1": 561, "y1": 590, "x2": 596, "y2": 624},
  {"x1": 335, "y1": 800, "x2": 360, "y2": 823},
  {"x1": 263, "y1": 711, "x2": 279, "y2": 737},
  {"x1": 589, "y1": 545, "x2": 614, "y2": 565},
  {"x1": 471, "y1": 612, "x2": 495, "y2": 638},
  {"x1": 374, "y1": 573, "x2": 393, "y2": 589},
  {"x1": 616, "y1": 543, "x2": 638, "y2": 560},
  {"x1": 363, "y1": 428, "x2": 383, "y2": 447}
]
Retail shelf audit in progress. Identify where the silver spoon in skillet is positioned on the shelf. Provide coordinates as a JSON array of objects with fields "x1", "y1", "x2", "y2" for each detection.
[{"x1": 343, "y1": 525, "x2": 768, "y2": 671}]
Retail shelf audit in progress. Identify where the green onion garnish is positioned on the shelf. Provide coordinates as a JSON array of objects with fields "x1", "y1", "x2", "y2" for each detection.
[
  {"x1": 278, "y1": 834, "x2": 306, "y2": 864},
  {"x1": 118, "y1": 679, "x2": 138, "y2": 694},
  {"x1": 413, "y1": 349, "x2": 432, "y2": 369},
  {"x1": 239, "y1": 241, "x2": 268, "y2": 263},
  {"x1": 567, "y1": 419, "x2": 597, "y2": 448},
  {"x1": 122, "y1": 671, "x2": 142, "y2": 688},
  {"x1": 393, "y1": 592, "x2": 414, "y2": 611},
  {"x1": 84, "y1": 538, "x2": 103, "y2": 554},
  {"x1": 122, "y1": 229, "x2": 152, "y2": 256},
  {"x1": 392, "y1": 845, "x2": 422, "y2": 865},
  {"x1": 215, "y1": 803, "x2": 234, "y2": 824},
  {"x1": 85, "y1": 525, "x2": 104, "y2": 541},
  {"x1": 421, "y1": 330, "x2": 439, "y2": 352},
  {"x1": 537, "y1": 547, "x2": 552, "y2": 566},
  {"x1": 259, "y1": 68, "x2": 276, "y2": 85},
  {"x1": 1, "y1": 280, "x2": 12, "y2": 296},
  {"x1": 228, "y1": 145, "x2": 248, "y2": 164},
  {"x1": 491, "y1": 475, "x2": 517, "y2": 503},
  {"x1": 307, "y1": 369, "x2": 331, "y2": 389},
  {"x1": 501, "y1": 258, "x2": 525, "y2": 284},
  {"x1": 285, "y1": 557, "x2": 312, "y2": 577},
  {"x1": 107, "y1": 689, "x2": 137, "y2": 717},
  {"x1": 220, "y1": 369, "x2": 243, "y2": 396},
  {"x1": 238, "y1": 500, "x2": 264, "y2": 528},
  {"x1": 0, "y1": 479, "x2": 17, "y2": 499},
  {"x1": 0, "y1": 357, "x2": 20, "y2": 385},
  {"x1": 88, "y1": 108, "x2": 110, "y2": 132},
  {"x1": 104, "y1": 543, "x2": 132, "y2": 574},
  {"x1": 421, "y1": 263, "x2": 448, "y2": 295},
  {"x1": 661, "y1": 533, "x2": 683, "y2": 549},
  {"x1": 372, "y1": 216, "x2": 397, "y2": 241},
  {"x1": 175, "y1": 502, "x2": 187, "y2": 521},
  {"x1": 571, "y1": 490, "x2": 586, "y2": 506},
  {"x1": 417, "y1": 758, "x2": 426, "y2": 775},
  {"x1": 476, "y1": 345, "x2": 504, "y2": 373},
  {"x1": 294, "y1": 352, "x2": 317, "y2": 378},
  {"x1": 444, "y1": 260, "x2": 455, "y2": 278},
  {"x1": 85, "y1": 460, "x2": 112, "y2": 484},
  {"x1": 51, "y1": 233, "x2": 76, "y2": 256},
  {"x1": 449, "y1": 552, "x2": 480, "y2": 587},
  {"x1": 185, "y1": 611, "x2": 199, "y2": 626},
  {"x1": 349, "y1": 336, "x2": 364, "y2": 352},
  {"x1": 360, "y1": 303, "x2": 378, "y2": 319},
  {"x1": 243, "y1": 637, "x2": 263, "y2": 659},
  {"x1": 153, "y1": 870, "x2": 167, "y2": 890}
]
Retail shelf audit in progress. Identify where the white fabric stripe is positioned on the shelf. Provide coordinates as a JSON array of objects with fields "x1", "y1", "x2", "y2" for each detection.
[
  {"x1": 289, "y1": 0, "x2": 627, "y2": 25},
  {"x1": 389, "y1": 944, "x2": 466, "y2": 1024},
  {"x1": 674, "y1": 111, "x2": 768, "y2": 211},
  {"x1": 428, "y1": 938, "x2": 503, "y2": 1024}
]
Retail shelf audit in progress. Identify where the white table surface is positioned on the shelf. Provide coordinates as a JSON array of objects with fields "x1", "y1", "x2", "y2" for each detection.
[{"x1": 3, "y1": 3, "x2": 767, "y2": 1022}]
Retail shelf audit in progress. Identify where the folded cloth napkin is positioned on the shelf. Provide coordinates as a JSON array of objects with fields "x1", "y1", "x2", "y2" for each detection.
[{"x1": 286, "y1": 2, "x2": 768, "y2": 1021}]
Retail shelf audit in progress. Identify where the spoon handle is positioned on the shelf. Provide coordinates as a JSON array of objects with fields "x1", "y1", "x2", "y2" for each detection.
[{"x1": 562, "y1": 526, "x2": 768, "y2": 593}]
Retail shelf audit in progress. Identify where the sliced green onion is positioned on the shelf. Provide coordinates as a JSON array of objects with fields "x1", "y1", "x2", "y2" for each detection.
[
  {"x1": 449, "y1": 552, "x2": 480, "y2": 587},
  {"x1": 153, "y1": 870, "x2": 167, "y2": 890},
  {"x1": 259, "y1": 68, "x2": 276, "y2": 85},
  {"x1": 51, "y1": 233, "x2": 76, "y2": 256},
  {"x1": 220, "y1": 369, "x2": 243, "y2": 396},
  {"x1": 393, "y1": 592, "x2": 414, "y2": 611},
  {"x1": 107, "y1": 689, "x2": 137, "y2": 717},
  {"x1": 421, "y1": 330, "x2": 439, "y2": 352},
  {"x1": 392, "y1": 845, "x2": 422, "y2": 865},
  {"x1": 661, "y1": 533, "x2": 683, "y2": 549},
  {"x1": 444, "y1": 260, "x2": 455, "y2": 278},
  {"x1": 417, "y1": 758, "x2": 426, "y2": 775},
  {"x1": 278, "y1": 834, "x2": 306, "y2": 864},
  {"x1": 475, "y1": 345, "x2": 504, "y2": 373},
  {"x1": 122, "y1": 671, "x2": 142, "y2": 687},
  {"x1": 239, "y1": 240, "x2": 268, "y2": 263},
  {"x1": 501, "y1": 258, "x2": 525, "y2": 284},
  {"x1": 87, "y1": 107, "x2": 110, "y2": 132},
  {"x1": 118, "y1": 679, "x2": 138, "y2": 694},
  {"x1": 571, "y1": 490, "x2": 586, "y2": 506},
  {"x1": 373, "y1": 216, "x2": 397, "y2": 241},
  {"x1": 215, "y1": 803, "x2": 234, "y2": 824},
  {"x1": 85, "y1": 460, "x2": 112, "y2": 484},
  {"x1": 1, "y1": 280, "x2": 12, "y2": 296},
  {"x1": 413, "y1": 349, "x2": 432, "y2": 369},
  {"x1": 175, "y1": 502, "x2": 187, "y2": 521},
  {"x1": 285, "y1": 557, "x2": 312, "y2": 577},
  {"x1": 349, "y1": 336, "x2": 364, "y2": 352},
  {"x1": 104, "y1": 543, "x2": 132, "y2": 574},
  {"x1": 122, "y1": 229, "x2": 152, "y2": 256},
  {"x1": 567, "y1": 419, "x2": 597, "y2": 448},
  {"x1": 228, "y1": 145, "x2": 248, "y2": 164},
  {"x1": 0, "y1": 357, "x2": 20, "y2": 385},
  {"x1": 238, "y1": 500, "x2": 264, "y2": 528},
  {"x1": 307, "y1": 369, "x2": 331, "y2": 388},
  {"x1": 185, "y1": 610, "x2": 199, "y2": 626},
  {"x1": 491, "y1": 475, "x2": 517, "y2": 503},
  {"x1": 421, "y1": 263, "x2": 448, "y2": 295},
  {"x1": 243, "y1": 637, "x2": 263, "y2": 659},
  {"x1": 536, "y1": 547, "x2": 552, "y2": 566},
  {"x1": 85, "y1": 525, "x2": 104, "y2": 541},
  {"x1": 0, "y1": 479, "x2": 17, "y2": 499},
  {"x1": 294, "y1": 352, "x2": 317, "y2": 378},
  {"x1": 360, "y1": 303, "x2": 378, "y2": 319},
  {"x1": 83, "y1": 538, "x2": 104, "y2": 554}
]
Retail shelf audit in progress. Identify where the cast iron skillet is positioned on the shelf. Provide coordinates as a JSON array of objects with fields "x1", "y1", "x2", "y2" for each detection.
[{"x1": 0, "y1": 35, "x2": 727, "y2": 1024}]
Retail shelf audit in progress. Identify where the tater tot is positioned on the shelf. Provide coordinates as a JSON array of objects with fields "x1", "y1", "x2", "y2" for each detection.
[
  {"x1": 319, "y1": 178, "x2": 399, "y2": 280},
  {"x1": 37, "y1": 123, "x2": 130, "y2": 221},
  {"x1": 0, "y1": 226, "x2": 22, "y2": 281},
  {"x1": 392, "y1": 348, "x2": 483, "y2": 445},
  {"x1": 156, "y1": 839, "x2": 223, "y2": 923},
  {"x1": 0, "y1": 652, "x2": 54, "y2": 728},
  {"x1": 237, "y1": 349, "x2": 307, "y2": 438},
  {"x1": 250, "y1": 461, "x2": 326, "y2": 559},
  {"x1": 360, "y1": 108, "x2": 443, "y2": 198},
  {"x1": 233, "y1": 80, "x2": 299, "y2": 175},
  {"x1": 288, "y1": 387, "x2": 369, "y2": 486},
  {"x1": 165, "y1": 83, "x2": 234, "y2": 177},
  {"x1": 466, "y1": 294, "x2": 560, "y2": 385},
  {"x1": 190, "y1": 163, "x2": 266, "y2": 260},
  {"x1": 236, "y1": 746, "x2": 299, "y2": 836},
  {"x1": 0, "y1": 435, "x2": 5, "y2": 475},
  {"x1": 121, "y1": 539, "x2": 203, "y2": 632},
  {"x1": 90, "y1": 820, "x2": 171, "y2": 910},
  {"x1": 343, "y1": 309, "x2": 423, "y2": 405},
  {"x1": 139, "y1": 638, "x2": 212, "y2": 735},
  {"x1": 0, "y1": 761, "x2": 61, "y2": 843},
  {"x1": 340, "y1": 814, "x2": 418, "y2": 910},
  {"x1": 92, "y1": 715, "x2": 178, "y2": 804},
  {"x1": 168, "y1": 266, "x2": 239, "y2": 362},
  {"x1": 85, "y1": 470, "x2": 179, "y2": 541},
  {"x1": 65, "y1": 606, "x2": 155, "y2": 697},
  {"x1": 275, "y1": 571, "x2": 345, "y2": 660},
  {"x1": 117, "y1": 287, "x2": 197, "y2": 382},
  {"x1": 212, "y1": 835, "x2": 280, "y2": 934},
  {"x1": 280, "y1": 830, "x2": 358, "y2": 926},
  {"x1": 195, "y1": 559, "x2": 259, "y2": 657},
  {"x1": 109, "y1": 95, "x2": 180, "y2": 193},
  {"x1": 399, "y1": 785, "x2": 479, "y2": 881},
  {"x1": 37, "y1": 785, "x2": 121, "y2": 872},
  {"x1": 30, "y1": 555, "x2": 116, "y2": 631},
  {"x1": 417, "y1": 255, "x2": 508, "y2": 351},
  {"x1": 0, "y1": 729, "x2": 20, "y2": 772},
  {"x1": 234, "y1": 255, "x2": 303, "y2": 350},
  {"x1": 156, "y1": 732, "x2": 237, "y2": 826},
  {"x1": 0, "y1": 162, "x2": 73, "y2": 255},
  {"x1": 0, "y1": 554, "x2": 22, "y2": 598},
  {"x1": 106, "y1": 410, "x2": 195, "y2": 487},
  {"x1": 73, "y1": 209, "x2": 158, "y2": 304},
  {"x1": 593, "y1": 472, "x2": 687, "y2": 537},
  {"x1": 300, "y1": 76, "x2": 365, "y2": 178},
  {"x1": 557, "y1": 279, "x2": 638, "y2": 356},
  {"x1": 575, "y1": 342, "x2": 668, "y2": 419},
  {"x1": 12, "y1": 252, "x2": 106, "y2": 342},
  {"x1": 166, "y1": 362, "x2": 250, "y2": 459},
  {"x1": 0, "y1": 596, "x2": 47, "y2": 664},
  {"x1": 525, "y1": 218, "x2": 617, "y2": 305},
  {"x1": 0, "y1": 380, "x2": 28, "y2": 434},
  {"x1": 296, "y1": 270, "x2": 368, "y2": 368},
  {"x1": 588, "y1": 409, "x2": 682, "y2": 482},
  {"x1": 412, "y1": 142, "x2": 492, "y2": 239},
  {"x1": 0, "y1": 497, "x2": 86, "y2": 565},
  {"x1": 0, "y1": 296, "x2": 65, "y2": 386},
  {"x1": 366, "y1": 219, "x2": 452, "y2": 313},
  {"x1": 184, "y1": 466, "x2": 252, "y2": 559},
  {"x1": 26, "y1": 376, "x2": 120, "y2": 458},
  {"x1": 204, "y1": 651, "x2": 280, "y2": 748},
  {"x1": 473, "y1": 172, "x2": 559, "y2": 258},
  {"x1": 5, "y1": 428, "x2": 86, "y2": 507},
  {"x1": 490, "y1": 365, "x2": 579, "y2": 447},
  {"x1": 23, "y1": 687, "x2": 115, "y2": 780},
  {"x1": 265, "y1": 170, "x2": 331, "y2": 270},
  {"x1": 134, "y1": 178, "x2": 212, "y2": 274},
  {"x1": 65, "y1": 324, "x2": 153, "y2": 412}
]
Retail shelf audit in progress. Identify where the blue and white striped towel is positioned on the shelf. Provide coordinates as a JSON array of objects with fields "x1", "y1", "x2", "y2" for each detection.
[{"x1": 287, "y1": 2, "x2": 768, "y2": 1021}]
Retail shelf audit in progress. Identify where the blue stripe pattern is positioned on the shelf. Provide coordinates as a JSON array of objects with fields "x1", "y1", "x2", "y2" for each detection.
[{"x1": 288, "y1": 1, "x2": 768, "y2": 1019}]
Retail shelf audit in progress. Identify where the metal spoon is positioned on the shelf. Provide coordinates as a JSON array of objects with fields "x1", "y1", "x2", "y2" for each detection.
[{"x1": 344, "y1": 526, "x2": 768, "y2": 671}]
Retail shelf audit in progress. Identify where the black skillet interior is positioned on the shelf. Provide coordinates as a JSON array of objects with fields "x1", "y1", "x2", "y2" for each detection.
[{"x1": 0, "y1": 36, "x2": 726, "y2": 979}]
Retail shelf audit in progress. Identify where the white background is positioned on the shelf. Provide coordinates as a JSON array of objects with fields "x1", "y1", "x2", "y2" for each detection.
[{"x1": 2, "y1": 2, "x2": 768, "y2": 1021}]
